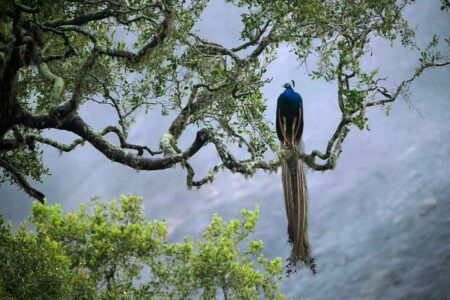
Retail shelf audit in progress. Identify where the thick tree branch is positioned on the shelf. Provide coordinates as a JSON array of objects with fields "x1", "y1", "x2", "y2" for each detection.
[
  {"x1": 0, "y1": 139, "x2": 21, "y2": 151},
  {"x1": 59, "y1": 116, "x2": 208, "y2": 170},
  {"x1": 44, "y1": 8, "x2": 114, "y2": 27}
]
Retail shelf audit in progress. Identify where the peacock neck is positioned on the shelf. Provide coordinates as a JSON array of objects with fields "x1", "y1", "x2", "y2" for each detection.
[{"x1": 282, "y1": 88, "x2": 301, "y2": 105}]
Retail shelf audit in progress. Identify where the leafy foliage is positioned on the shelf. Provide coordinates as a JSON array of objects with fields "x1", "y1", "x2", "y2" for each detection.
[{"x1": 0, "y1": 195, "x2": 284, "y2": 299}]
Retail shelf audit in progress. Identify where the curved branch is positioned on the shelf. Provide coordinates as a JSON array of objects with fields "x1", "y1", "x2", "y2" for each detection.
[
  {"x1": 366, "y1": 60, "x2": 450, "y2": 107},
  {"x1": 98, "y1": 9, "x2": 173, "y2": 64},
  {"x1": 59, "y1": 116, "x2": 208, "y2": 170},
  {"x1": 309, "y1": 117, "x2": 350, "y2": 161},
  {"x1": 38, "y1": 63, "x2": 64, "y2": 103},
  {"x1": 28, "y1": 127, "x2": 162, "y2": 156},
  {"x1": 231, "y1": 20, "x2": 271, "y2": 52},
  {"x1": 0, "y1": 157, "x2": 45, "y2": 203},
  {"x1": 16, "y1": 53, "x2": 98, "y2": 129},
  {"x1": 184, "y1": 160, "x2": 222, "y2": 188}
]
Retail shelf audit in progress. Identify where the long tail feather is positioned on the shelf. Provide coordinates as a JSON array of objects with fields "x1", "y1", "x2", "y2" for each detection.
[{"x1": 281, "y1": 142, "x2": 316, "y2": 275}]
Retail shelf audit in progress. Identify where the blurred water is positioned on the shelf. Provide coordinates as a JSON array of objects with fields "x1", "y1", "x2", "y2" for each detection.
[{"x1": 1, "y1": 1, "x2": 450, "y2": 299}]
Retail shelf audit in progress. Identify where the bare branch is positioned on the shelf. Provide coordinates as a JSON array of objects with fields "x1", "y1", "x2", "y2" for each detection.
[
  {"x1": 248, "y1": 26, "x2": 277, "y2": 59},
  {"x1": 366, "y1": 60, "x2": 450, "y2": 107},
  {"x1": 28, "y1": 127, "x2": 162, "y2": 156},
  {"x1": 0, "y1": 157, "x2": 45, "y2": 203},
  {"x1": 231, "y1": 20, "x2": 271, "y2": 52},
  {"x1": 309, "y1": 118, "x2": 350, "y2": 161}
]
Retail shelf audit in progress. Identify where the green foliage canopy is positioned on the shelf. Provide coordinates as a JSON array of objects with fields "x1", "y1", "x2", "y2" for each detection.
[{"x1": 0, "y1": 194, "x2": 284, "y2": 299}]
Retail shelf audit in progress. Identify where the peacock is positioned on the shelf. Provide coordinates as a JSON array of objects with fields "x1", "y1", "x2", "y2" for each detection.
[{"x1": 276, "y1": 80, "x2": 316, "y2": 274}]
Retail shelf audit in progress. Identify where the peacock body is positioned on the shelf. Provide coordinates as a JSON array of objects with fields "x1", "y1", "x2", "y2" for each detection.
[{"x1": 276, "y1": 82, "x2": 316, "y2": 274}]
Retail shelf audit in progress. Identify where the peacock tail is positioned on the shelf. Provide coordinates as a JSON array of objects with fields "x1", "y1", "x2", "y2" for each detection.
[{"x1": 281, "y1": 142, "x2": 316, "y2": 275}]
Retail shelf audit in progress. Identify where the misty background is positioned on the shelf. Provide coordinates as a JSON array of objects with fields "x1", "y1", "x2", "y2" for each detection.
[{"x1": 1, "y1": 1, "x2": 449, "y2": 299}]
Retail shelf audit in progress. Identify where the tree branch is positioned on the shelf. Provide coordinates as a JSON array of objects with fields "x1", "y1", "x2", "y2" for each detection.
[
  {"x1": 58, "y1": 116, "x2": 208, "y2": 170},
  {"x1": 44, "y1": 8, "x2": 114, "y2": 27},
  {"x1": 0, "y1": 138, "x2": 21, "y2": 151},
  {"x1": 16, "y1": 52, "x2": 98, "y2": 129},
  {"x1": 98, "y1": 8, "x2": 173, "y2": 64},
  {"x1": 0, "y1": 157, "x2": 45, "y2": 203},
  {"x1": 366, "y1": 60, "x2": 450, "y2": 107}
]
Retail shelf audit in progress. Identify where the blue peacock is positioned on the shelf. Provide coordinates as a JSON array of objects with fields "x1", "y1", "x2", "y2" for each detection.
[{"x1": 276, "y1": 80, "x2": 316, "y2": 274}]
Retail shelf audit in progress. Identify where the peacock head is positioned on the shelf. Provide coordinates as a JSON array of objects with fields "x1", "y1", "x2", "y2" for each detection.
[{"x1": 283, "y1": 80, "x2": 295, "y2": 89}]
